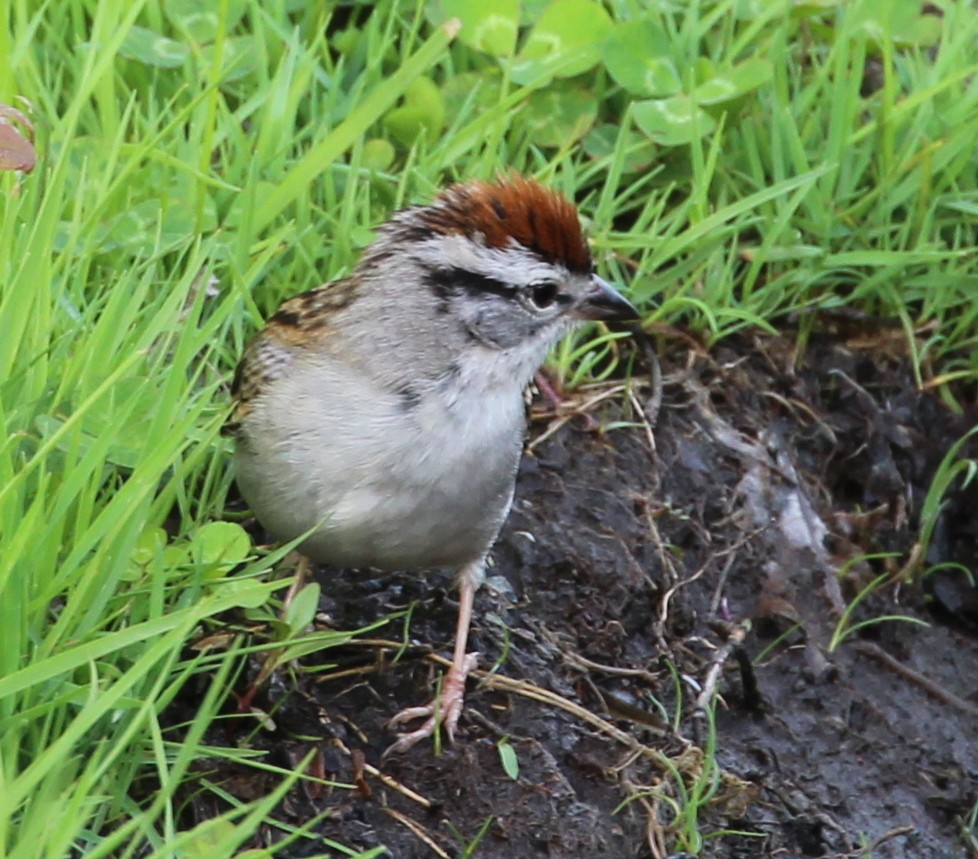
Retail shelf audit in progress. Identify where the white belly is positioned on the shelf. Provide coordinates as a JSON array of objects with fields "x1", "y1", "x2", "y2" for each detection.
[{"x1": 235, "y1": 354, "x2": 526, "y2": 571}]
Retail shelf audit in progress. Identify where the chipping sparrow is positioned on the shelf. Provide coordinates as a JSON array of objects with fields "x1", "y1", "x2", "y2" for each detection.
[{"x1": 230, "y1": 176, "x2": 638, "y2": 753}]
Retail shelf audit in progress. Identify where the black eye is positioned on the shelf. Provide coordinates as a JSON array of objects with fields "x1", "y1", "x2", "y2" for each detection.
[{"x1": 529, "y1": 281, "x2": 559, "y2": 310}]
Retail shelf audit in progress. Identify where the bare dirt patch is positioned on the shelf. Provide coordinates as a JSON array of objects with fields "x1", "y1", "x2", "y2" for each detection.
[{"x1": 189, "y1": 330, "x2": 978, "y2": 858}]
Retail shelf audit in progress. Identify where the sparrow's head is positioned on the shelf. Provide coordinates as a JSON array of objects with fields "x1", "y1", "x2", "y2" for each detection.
[
  {"x1": 366, "y1": 176, "x2": 639, "y2": 352},
  {"x1": 229, "y1": 176, "x2": 640, "y2": 433}
]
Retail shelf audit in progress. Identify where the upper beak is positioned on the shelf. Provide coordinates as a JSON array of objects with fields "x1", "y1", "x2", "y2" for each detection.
[{"x1": 573, "y1": 275, "x2": 640, "y2": 322}]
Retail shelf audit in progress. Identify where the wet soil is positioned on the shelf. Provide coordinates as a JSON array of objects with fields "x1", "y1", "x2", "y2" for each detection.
[{"x1": 191, "y1": 329, "x2": 978, "y2": 858}]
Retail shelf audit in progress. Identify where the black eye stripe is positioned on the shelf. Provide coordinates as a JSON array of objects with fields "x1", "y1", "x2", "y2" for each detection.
[
  {"x1": 423, "y1": 266, "x2": 572, "y2": 314},
  {"x1": 425, "y1": 266, "x2": 514, "y2": 302}
]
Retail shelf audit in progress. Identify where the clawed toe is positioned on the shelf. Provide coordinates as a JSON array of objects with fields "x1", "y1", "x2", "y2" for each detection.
[
  {"x1": 386, "y1": 704, "x2": 439, "y2": 729},
  {"x1": 383, "y1": 653, "x2": 478, "y2": 756},
  {"x1": 383, "y1": 713, "x2": 442, "y2": 756}
]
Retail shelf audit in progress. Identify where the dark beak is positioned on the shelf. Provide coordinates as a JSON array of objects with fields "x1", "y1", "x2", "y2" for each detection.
[{"x1": 573, "y1": 275, "x2": 640, "y2": 322}]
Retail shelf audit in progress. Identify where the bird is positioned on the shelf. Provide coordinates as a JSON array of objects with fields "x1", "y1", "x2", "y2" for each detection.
[{"x1": 228, "y1": 175, "x2": 639, "y2": 753}]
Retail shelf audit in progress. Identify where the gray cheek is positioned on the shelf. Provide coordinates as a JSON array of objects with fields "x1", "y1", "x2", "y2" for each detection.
[
  {"x1": 467, "y1": 302, "x2": 544, "y2": 350},
  {"x1": 471, "y1": 313, "x2": 523, "y2": 348}
]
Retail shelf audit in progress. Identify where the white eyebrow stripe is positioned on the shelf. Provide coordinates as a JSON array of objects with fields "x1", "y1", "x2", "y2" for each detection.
[{"x1": 413, "y1": 233, "x2": 567, "y2": 288}]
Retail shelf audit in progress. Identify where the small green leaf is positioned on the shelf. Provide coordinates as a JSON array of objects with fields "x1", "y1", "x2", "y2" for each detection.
[
  {"x1": 693, "y1": 56, "x2": 715, "y2": 87},
  {"x1": 523, "y1": 87, "x2": 597, "y2": 149},
  {"x1": 104, "y1": 194, "x2": 218, "y2": 256},
  {"x1": 191, "y1": 521, "x2": 252, "y2": 567},
  {"x1": 332, "y1": 28, "x2": 359, "y2": 55},
  {"x1": 497, "y1": 738, "x2": 519, "y2": 780},
  {"x1": 218, "y1": 578, "x2": 275, "y2": 610},
  {"x1": 200, "y1": 35, "x2": 259, "y2": 83},
  {"x1": 179, "y1": 819, "x2": 238, "y2": 859},
  {"x1": 131, "y1": 526, "x2": 168, "y2": 566},
  {"x1": 171, "y1": 8, "x2": 220, "y2": 43},
  {"x1": 119, "y1": 26, "x2": 189, "y2": 68},
  {"x1": 441, "y1": 69, "x2": 504, "y2": 118},
  {"x1": 732, "y1": 0, "x2": 781, "y2": 17},
  {"x1": 846, "y1": 0, "x2": 942, "y2": 47},
  {"x1": 520, "y1": 0, "x2": 552, "y2": 23},
  {"x1": 693, "y1": 58, "x2": 773, "y2": 105},
  {"x1": 514, "y1": 0, "x2": 613, "y2": 81},
  {"x1": 384, "y1": 76, "x2": 446, "y2": 146},
  {"x1": 582, "y1": 124, "x2": 657, "y2": 173},
  {"x1": 362, "y1": 138, "x2": 396, "y2": 171},
  {"x1": 34, "y1": 373, "x2": 161, "y2": 468},
  {"x1": 603, "y1": 20, "x2": 681, "y2": 97},
  {"x1": 164, "y1": 544, "x2": 190, "y2": 567},
  {"x1": 793, "y1": 0, "x2": 843, "y2": 12},
  {"x1": 632, "y1": 96, "x2": 717, "y2": 146},
  {"x1": 164, "y1": 0, "x2": 248, "y2": 43},
  {"x1": 284, "y1": 582, "x2": 321, "y2": 636},
  {"x1": 429, "y1": 0, "x2": 520, "y2": 56}
]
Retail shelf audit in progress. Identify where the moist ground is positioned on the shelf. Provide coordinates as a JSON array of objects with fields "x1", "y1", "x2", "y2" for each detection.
[{"x1": 183, "y1": 328, "x2": 978, "y2": 858}]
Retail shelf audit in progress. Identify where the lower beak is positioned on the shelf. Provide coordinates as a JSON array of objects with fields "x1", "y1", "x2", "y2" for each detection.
[{"x1": 573, "y1": 275, "x2": 640, "y2": 322}]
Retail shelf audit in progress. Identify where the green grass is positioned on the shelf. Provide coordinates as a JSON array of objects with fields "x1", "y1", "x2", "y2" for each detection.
[{"x1": 2, "y1": 0, "x2": 978, "y2": 855}]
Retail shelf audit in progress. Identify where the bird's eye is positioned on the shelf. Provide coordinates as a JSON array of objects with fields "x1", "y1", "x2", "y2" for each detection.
[{"x1": 529, "y1": 281, "x2": 559, "y2": 310}]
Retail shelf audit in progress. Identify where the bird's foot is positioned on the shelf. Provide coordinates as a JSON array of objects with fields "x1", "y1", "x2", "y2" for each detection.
[{"x1": 384, "y1": 652, "x2": 479, "y2": 756}]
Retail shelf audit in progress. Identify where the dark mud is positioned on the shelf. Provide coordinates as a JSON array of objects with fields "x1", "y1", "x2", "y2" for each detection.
[{"x1": 193, "y1": 330, "x2": 978, "y2": 858}]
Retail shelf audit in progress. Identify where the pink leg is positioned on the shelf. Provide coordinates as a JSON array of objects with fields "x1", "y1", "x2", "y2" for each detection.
[
  {"x1": 385, "y1": 561, "x2": 482, "y2": 755},
  {"x1": 534, "y1": 370, "x2": 564, "y2": 409}
]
